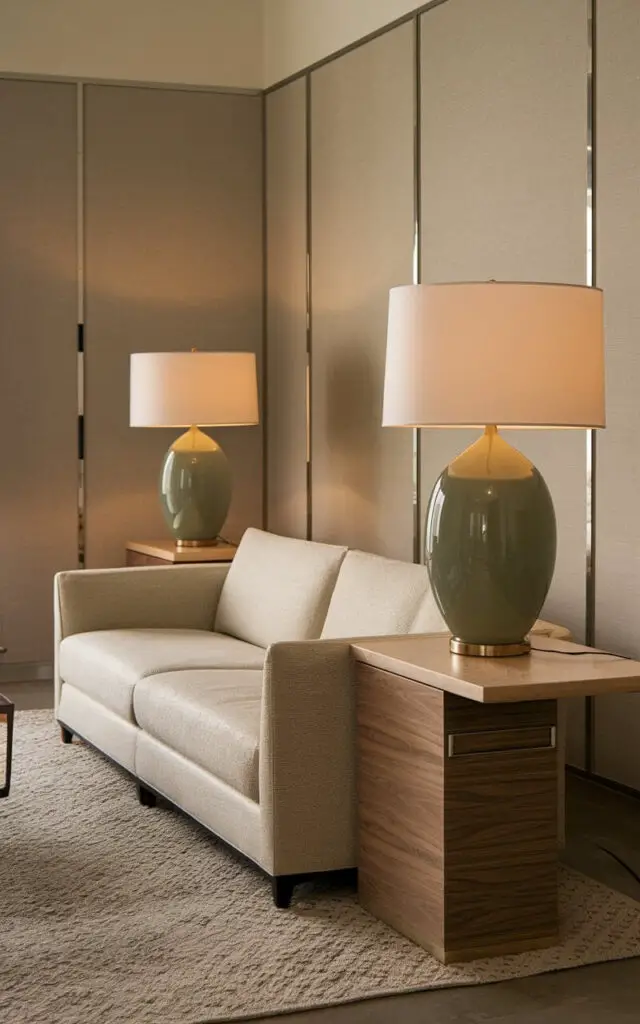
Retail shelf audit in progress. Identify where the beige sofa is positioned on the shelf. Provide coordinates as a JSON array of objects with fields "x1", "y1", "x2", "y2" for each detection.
[{"x1": 54, "y1": 528, "x2": 569, "y2": 907}]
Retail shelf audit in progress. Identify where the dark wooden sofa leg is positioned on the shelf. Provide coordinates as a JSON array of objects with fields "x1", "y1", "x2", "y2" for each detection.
[
  {"x1": 60, "y1": 725, "x2": 74, "y2": 745},
  {"x1": 136, "y1": 781, "x2": 157, "y2": 808},
  {"x1": 272, "y1": 875, "x2": 296, "y2": 909}
]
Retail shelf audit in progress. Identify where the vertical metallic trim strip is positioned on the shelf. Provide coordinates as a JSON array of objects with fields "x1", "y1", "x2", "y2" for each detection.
[
  {"x1": 412, "y1": 13, "x2": 423, "y2": 564},
  {"x1": 77, "y1": 84, "x2": 85, "y2": 326},
  {"x1": 585, "y1": 0, "x2": 597, "y2": 772},
  {"x1": 305, "y1": 73, "x2": 313, "y2": 541},
  {"x1": 261, "y1": 91, "x2": 269, "y2": 530},
  {"x1": 77, "y1": 82, "x2": 86, "y2": 569}
]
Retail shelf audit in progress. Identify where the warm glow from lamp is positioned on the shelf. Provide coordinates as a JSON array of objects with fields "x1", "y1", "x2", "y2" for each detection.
[
  {"x1": 130, "y1": 351, "x2": 259, "y2": 428},
  {"x1": 382, "y1": 281, "x2": 605, "y2": 658},
  {"x1": 383, "y1": 282, "x2": 605, "y2": 429},
  {"x1": 129, "y1": 350, "x2": 259, "y2": 547}
]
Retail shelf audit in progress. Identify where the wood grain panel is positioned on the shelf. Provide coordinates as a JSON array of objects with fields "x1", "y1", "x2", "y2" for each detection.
[
  {"x1": 310, "y1": 24, "x2": 414, "y2": 558},
  {"x1": 356, "y1": 662, "x2": 559, "y2": 962},
  {"x1": 443, "y1": 695, "x2": 558, "y2": 956},
  {"x1": 593, "y1": 0, "x2": 640, "y2": 788},
  {"x1": 356, "y1": 662, "x2": 446, "y2": 955},
  {"x1": 0, "y1": 80, "x2": 78, "y2": 664},
  {"x1": 125, "y1": 551, "x2": 166, "y2": 567},
  {"x1": 84, "y1": 86, "x2": 263, "y2": 568},
  {"x1": 266, "y1": 80, "x2": 308, "y2": 539},
  {"x1": 419, "y1": 0, "x2": 589, "y2": 763}
]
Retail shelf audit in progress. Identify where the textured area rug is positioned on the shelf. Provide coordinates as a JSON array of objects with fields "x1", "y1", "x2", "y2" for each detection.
[{"x1": 2, "y1": 711, "x2": 640, "y2": 1024}]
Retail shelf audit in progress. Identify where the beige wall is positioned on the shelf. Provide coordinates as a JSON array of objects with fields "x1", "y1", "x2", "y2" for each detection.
[
  {"x1": 0, "y1": 80, "x2": 263, "y2": 673},
  {"x1": 263, "y1": 0, "x2": 420, "y2": 85},
  {"x1": 1, "y1": 0, "x2": 424, "y2": 89},
  {"x1": 266, "y1": 80, "x2": 309, "y2": 540},
  {"x1": 0, "y1": 0, "x2": 263, "y2": 88},
  {"x1": 419, "y1": 0, "x2": 589, "y2": 767},
  {"x1": 593, "y1": 0, "x2": 640, "y2": 788},
  {"x1": 0, "y1": 79, "x2": 78, "y2": 666},
  {"x1": 309, "y1": 24, "x2": 415, "y2": 558},
  {"x1": 264, "y1": 0, "x2": 599, "y2": 774},
  {"x1": 84, "y1": 86, "x2": 263, "y2": 569}
]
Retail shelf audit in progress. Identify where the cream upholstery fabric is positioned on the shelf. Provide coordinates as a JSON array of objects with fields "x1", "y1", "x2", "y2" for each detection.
[
  {"x1": 260, "y1": 640, "x2": 356, "y2": 875},
  {"x1": 57, "y1": 684, "x2": 139, "y2": 772},
  {"x1": 409, "y1": 587, "x2": 447, "y2": 634},
  {"x1": 215, "y1": 528, "x2": 347, "y2": 647},
  {"x1": 56, "y1": 564, "x2": 230, "y2": 639},
  {"x1": 134, "y1": 670, "x2": 262, "y2": 801},
  {"x1": 321, "y1": 550, "x2": 430, "y2": 639},
  {"x1": 59, "y1": 629, "x2": 265, "y2": 723},
  {"x1": 135, "y1": 731, "x2": 264, "y2": 869},
  {"x1": 54, "y1": 531, "x2": 573, "y2": 883}
]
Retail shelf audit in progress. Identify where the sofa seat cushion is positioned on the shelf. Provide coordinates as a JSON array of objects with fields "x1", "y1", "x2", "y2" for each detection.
[
  {"x1": 58, "y1": 629, "x2": 265, "y2": 723},
  {"x1": 133, "y1": 669, "x2": 262, "y2": 802},
  {"x1": 215, "y1": 528, "x2": 347, "y2": 647},
  {"x1": 321, "y1": 550, "x2": 432, "y2": 639}
]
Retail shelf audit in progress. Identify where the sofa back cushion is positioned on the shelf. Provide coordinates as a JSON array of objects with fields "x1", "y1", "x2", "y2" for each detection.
[
  {"x1": 215, "y1": 528, "x2": 347, "y2": 647},
  {"x1": 408, "y1": 587, "x2": 447, "y2": 634},
  {"x1": 320, "y1": 550, "x2": 431, "y2": 639}
]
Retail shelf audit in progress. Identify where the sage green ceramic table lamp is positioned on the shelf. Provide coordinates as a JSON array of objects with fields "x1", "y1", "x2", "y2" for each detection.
[
  {"x1": 383, "y1": 282, "x2": 605, "y2": 657},
  {"x1": 130, "y1": 350, "x2": 258, "y2": 547}
]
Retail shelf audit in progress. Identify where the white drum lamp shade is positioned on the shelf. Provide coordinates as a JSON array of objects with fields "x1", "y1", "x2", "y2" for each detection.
[
  {"x1": 383, "y1": 282, "x2": 605, "y2": 429},
  {"x1": 129, "y1": 351, "x2": 259, "y2": 547},
  {"x1": 130, "y1": 351, "x2": 259, "y2": 428},
  {"x1": 382, "y1": 281, "x2": 605, "y2": 658}
]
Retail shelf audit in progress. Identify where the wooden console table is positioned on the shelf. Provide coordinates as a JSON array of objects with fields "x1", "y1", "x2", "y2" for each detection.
[
  {"x1": 126, "y1": 540, "x2": 237, "y2": 567},
  {"x1": 352, "y1": 635, "x2": 640, "y2": 964}
]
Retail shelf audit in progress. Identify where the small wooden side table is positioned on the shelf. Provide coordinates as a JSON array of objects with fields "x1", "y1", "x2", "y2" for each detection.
[
  {"x1": 0, "y1": 694, "x2": 15, "y2": 798},
  {"x1": 352, "y1": 635, "x2": 640, "y2": 964},
  {"x1": 126, "y1": 540, "x2": 237, "y2": 568}
]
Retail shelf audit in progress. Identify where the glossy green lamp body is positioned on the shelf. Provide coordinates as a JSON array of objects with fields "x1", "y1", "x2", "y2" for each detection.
[
  {"x1": 425, "y1": 426, "x2": 556, "y2": 656},
  {"x1": 160, "y1": 425, "x2": 231, "y2": 546}
]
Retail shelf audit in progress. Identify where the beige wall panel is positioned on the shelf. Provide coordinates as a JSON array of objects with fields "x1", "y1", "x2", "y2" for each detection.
[
  {"x1": 310, "y1": 24, "x2": 415, "y2": 558},
  {"x1": 593, "y1": 0, "x2": 640, "y2": 788},
  {"x1": 264, "y1": 0, "x2": 422, "y2": 86},
  {"x1": 266, "y1": 80, "x2": 308, "y2": 538},
  {"x1": 0, "y1": 80, "x2": 78, "y2": 664},
  {"x1": 84, "y1": 86, "x2": 263, "y2": 568},
  {"x1": 420, "y1": 0, "x2": 588, "y2": 765}
]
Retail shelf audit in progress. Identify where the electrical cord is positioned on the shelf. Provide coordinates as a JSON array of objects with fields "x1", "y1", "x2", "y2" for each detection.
[
  {"x1": 594, "y1": 844, "x2": 640, "y2": 888},
  {"x1": 531, "y1": 644, "x2": 633, "y2": 660},
  {"x1": 528, "y1": 644, "x2": 640, "y2": 889}
]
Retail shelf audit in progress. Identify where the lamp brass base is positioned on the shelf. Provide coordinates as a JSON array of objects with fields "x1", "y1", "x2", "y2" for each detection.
[
  {"x1": 175, "y1": 538, "x2": 220, "y2": 549},
  {"x1": 450, "y1": 638, "x2": 531, "y2": 658}
]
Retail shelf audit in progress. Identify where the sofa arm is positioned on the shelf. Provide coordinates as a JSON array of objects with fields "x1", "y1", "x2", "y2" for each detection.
[
  {"x1": 259, "y1": 639, "x2": 356, "y2": 877},
  {"x1": 55, "y1": 563, "x2": 231, "y2": 640}
]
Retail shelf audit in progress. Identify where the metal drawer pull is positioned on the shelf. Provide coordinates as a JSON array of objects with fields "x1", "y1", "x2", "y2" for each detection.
[{"x1": 447, "y1": 725, "x2": 556, "y2": 758}]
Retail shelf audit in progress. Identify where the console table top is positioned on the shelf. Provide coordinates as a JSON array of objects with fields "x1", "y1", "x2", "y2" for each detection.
[{"x1": 350, "y1": 635, "x2": 640, "y2": 703}]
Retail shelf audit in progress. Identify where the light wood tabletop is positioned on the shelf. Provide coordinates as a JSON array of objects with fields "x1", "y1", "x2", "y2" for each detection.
[
  {"x1": 126, "y1": 540, "x2": 237, "y2": 564},
  {"x1": 351, "y1": 634, "x2": 640, "y2": 703}
]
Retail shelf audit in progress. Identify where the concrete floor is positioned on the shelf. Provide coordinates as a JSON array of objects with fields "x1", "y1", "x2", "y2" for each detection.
[{"x1": 6, "y1": 680, "x2": 640, "y2": 1023}]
